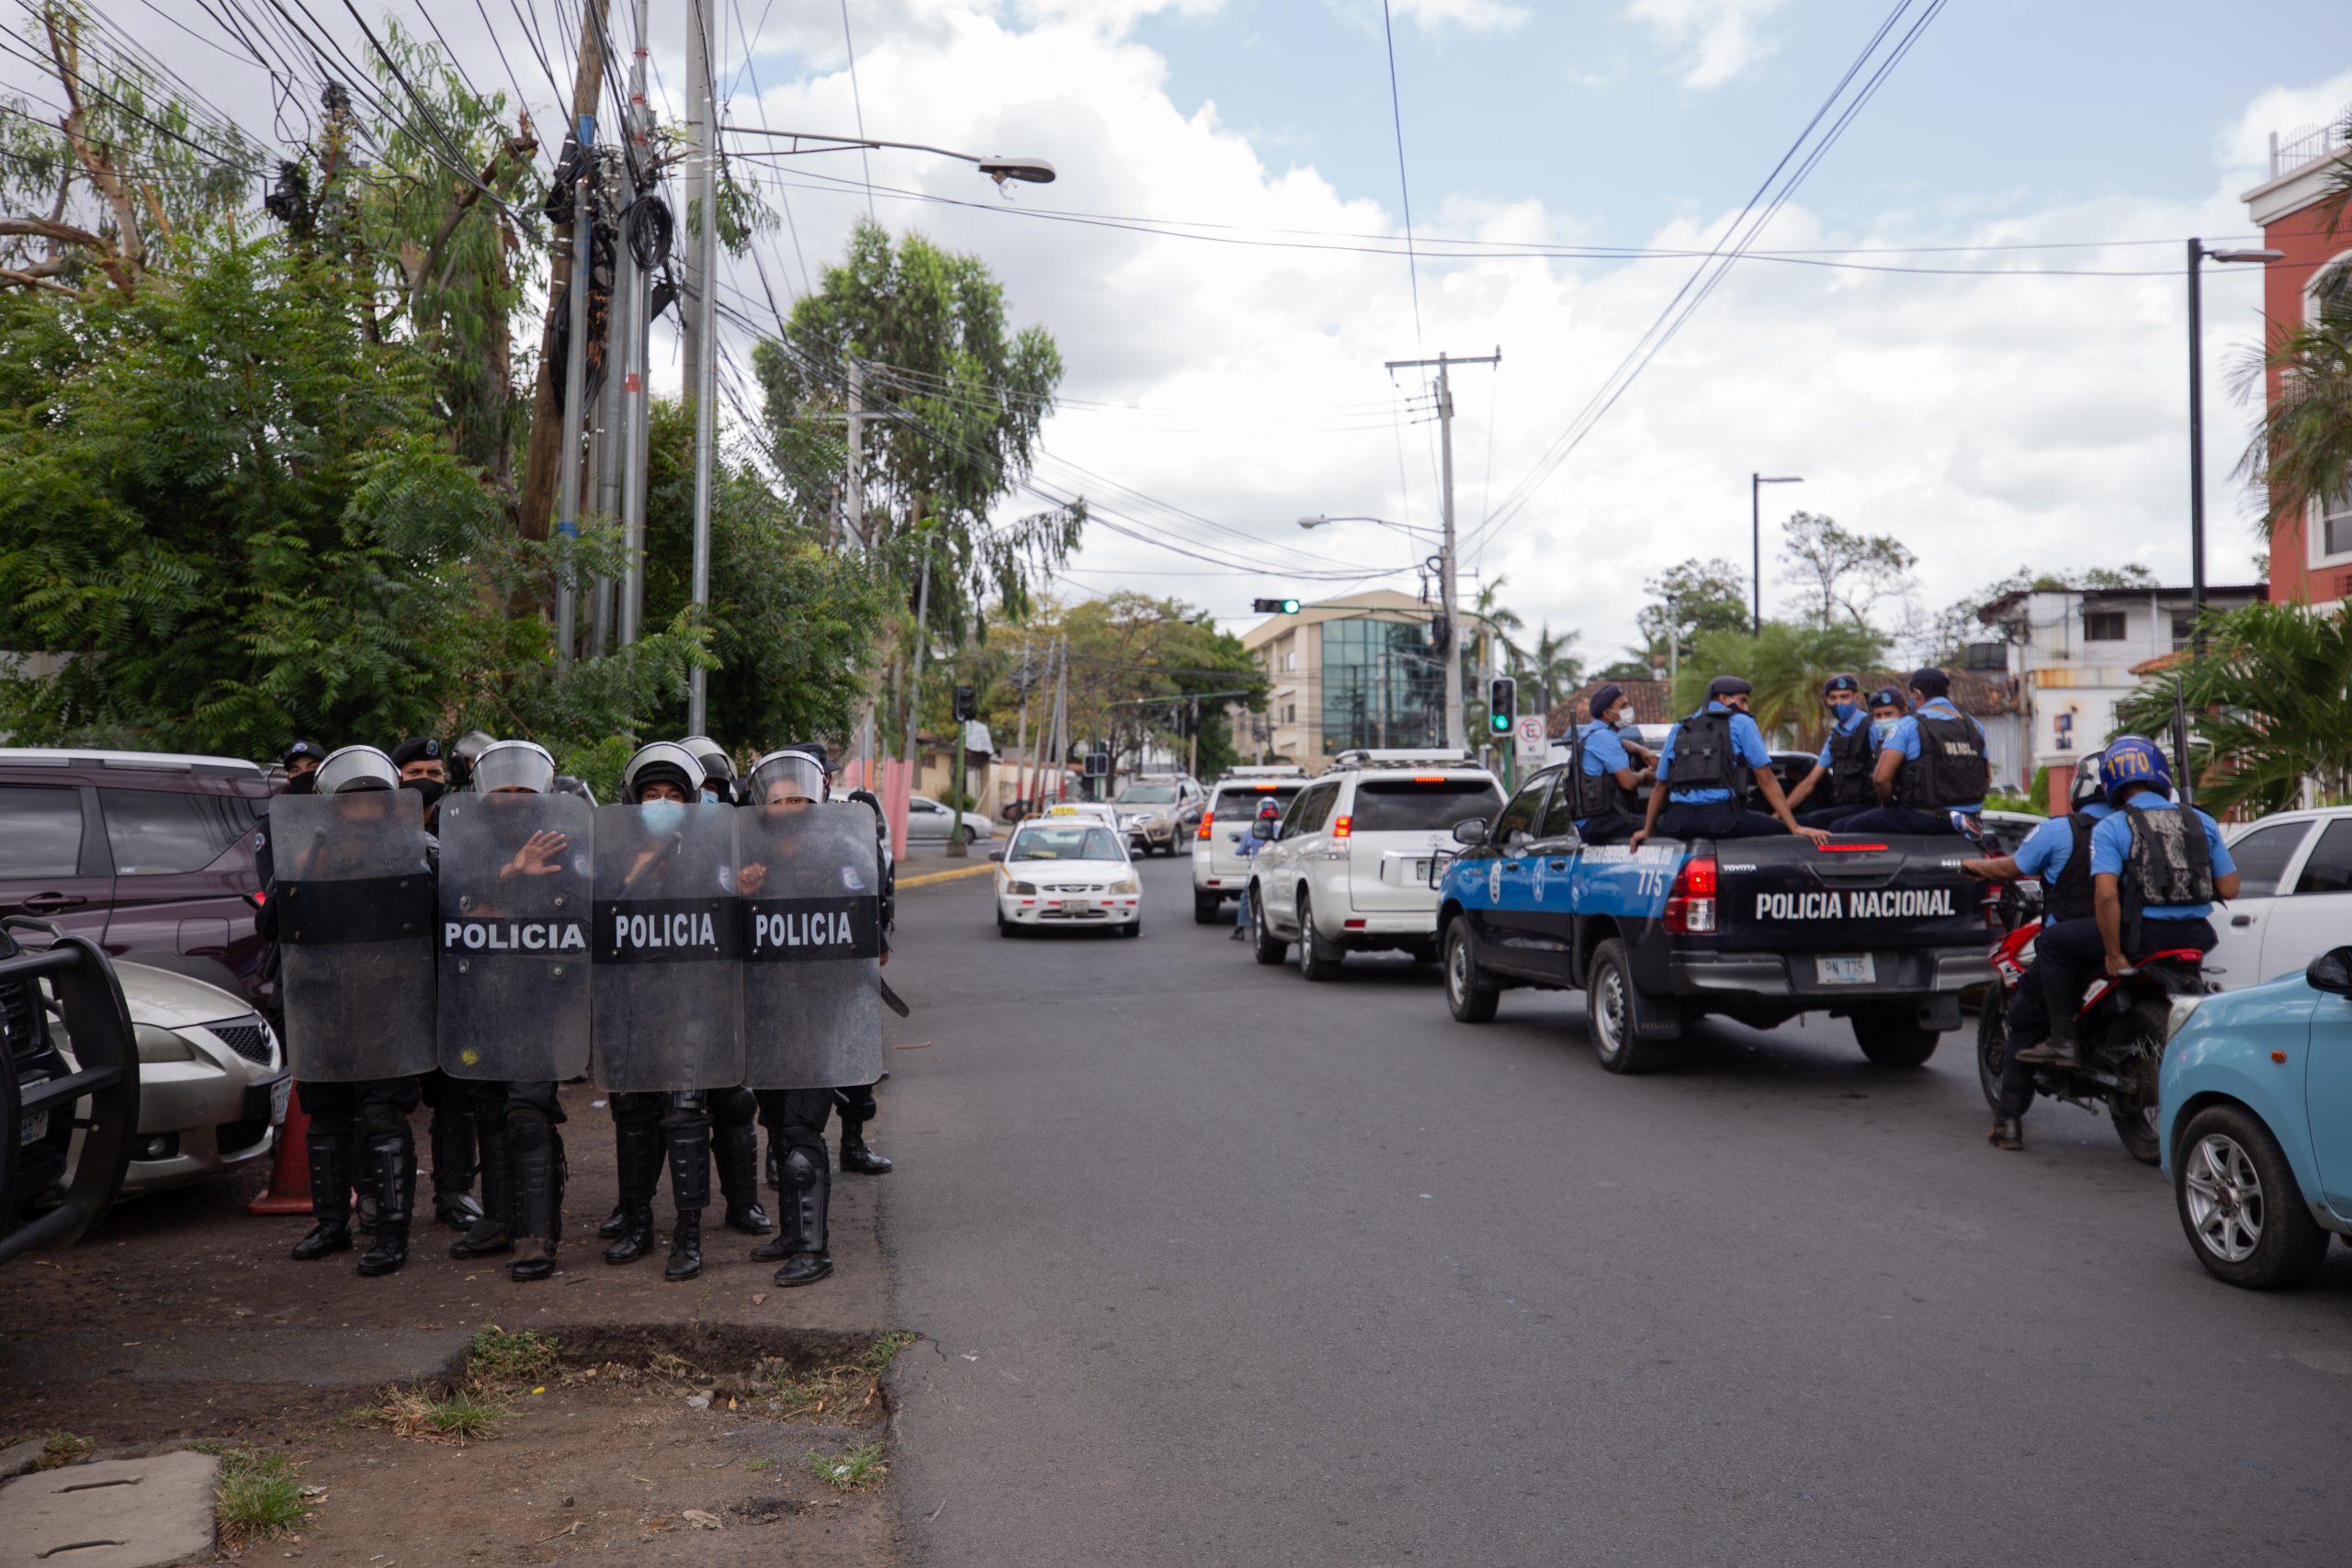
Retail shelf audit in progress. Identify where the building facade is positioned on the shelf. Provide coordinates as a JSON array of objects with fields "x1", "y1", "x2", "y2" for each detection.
[
  {"x1": 2241, "y1": 112, "x2": 2352, "y2": 608},
  {"x1": 1238, "y1": 590, "x2": 1495, "y2": 763}
]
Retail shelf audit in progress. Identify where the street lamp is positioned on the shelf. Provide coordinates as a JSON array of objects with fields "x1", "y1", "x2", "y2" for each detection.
[
  {"x1": 1298, "y1": 514, "x2": 1463, "y2": 748},
  {"x1": 723, "y1": 126, "x2": 1056, "y2": 185},
  {"x1": 1751, "y1": 474, "x2": 1804, "y2": 636},
  {"x1": 2187, "y1": 240, "x2": 2284, "y2": 649}
]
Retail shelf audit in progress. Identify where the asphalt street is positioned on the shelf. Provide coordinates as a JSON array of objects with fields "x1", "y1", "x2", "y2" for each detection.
[{"x1": 878, "y1": 852, "x2": 2352, "y2": 1567}]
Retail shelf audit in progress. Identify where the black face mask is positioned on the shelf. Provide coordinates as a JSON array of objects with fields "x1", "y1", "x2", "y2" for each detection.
[
  {"x1": 282, "y1": 772, "x2": 318, "y2": 795},
  {"x1": 400, "y1": 777, "x2": 446, "y2": 811}
]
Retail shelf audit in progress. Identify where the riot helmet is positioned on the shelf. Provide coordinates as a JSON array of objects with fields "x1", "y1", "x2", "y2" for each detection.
[
  {"x1": 681, "y1": 735, "x2": 738, "y2": 802},
  {"x1": 2068, "y1": 749, "x2": 2109, "y2": 808},
  {"x1": 472, "y1": 739, "x2": 558, "y2": 796},
  {"x1": 448, "y1": 728, "x2": 496, "y2": 791},
  {"x1": 2098, "y1": 736, "x2": 2173, "y2": 805},
  {"x1": 622, "y1": 741, "x2": 702, "y2": 805},
  {"x1": 313, "y1": 744, "x2": 401, "y2": 795},
  {"x1": 747, "y1": 748, "x2": 828, "y2": 809}
]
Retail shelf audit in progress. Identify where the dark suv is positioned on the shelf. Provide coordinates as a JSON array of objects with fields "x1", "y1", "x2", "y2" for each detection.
[{"x1": 0, "y1": 750, "x2": 275, "y2": 1004}]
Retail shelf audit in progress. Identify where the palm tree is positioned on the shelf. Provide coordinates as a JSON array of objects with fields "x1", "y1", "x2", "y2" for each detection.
[
  {"x1": 2115, "y1": 601, "x2": 2352, "y2": 815},
  {"x1": 1505, "y1": 622, "x2": 1583, "y2": 713},
  {"x1": 1672, "y1": 621, "x2": 1887, "y2": 747}
]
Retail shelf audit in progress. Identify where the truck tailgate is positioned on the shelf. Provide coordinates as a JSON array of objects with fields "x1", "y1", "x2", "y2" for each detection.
[{"x1": 1713, "y1": 837, "x2": 1983, "y2": 952}]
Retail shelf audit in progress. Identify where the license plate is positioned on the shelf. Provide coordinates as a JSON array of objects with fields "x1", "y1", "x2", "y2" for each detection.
[
  {"x1": 1057, "y1": 899, "x2": 1084, "y2": 912},
  {"x1": 1816, "y1": 954, "x2": 1876, "y2": 986},
  {"x1": 18, "y1": 1109, "x2": 47, "y2": 1146},
  {"x1": 269, "y1": 1077, "x2": 291, "y2": 1123},
  {"x1": 1411, "y1": 859, "x2": 1432, "y2": 882}
]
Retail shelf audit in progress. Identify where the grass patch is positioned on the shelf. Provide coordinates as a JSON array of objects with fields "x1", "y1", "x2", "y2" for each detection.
[
  {"x1": 859, "y1": 1332, "x2": 920, "y2": 1373},
  {"x1": 210, "y1": 1447, "x2": 311, "y2": 1549},
  {"x1": 743, "y1": 1457, "x2": 773, "y2": 1472},
  {"x1": 358, "y1": 1385, "x2": 506, "y2": 1444},
  {"x1": 33, "y1": 1432, "x2": 92, "y2": 1471},
  {"x1": 770, "y1": 1334, "x2": 919, "y2": 1421},
  {"x1": 466, "y1": 1325, "x2": 559, "y2": 1387},
  {"x1": 804, "y1": 1441, "x2": 888, "y2": 1494}
]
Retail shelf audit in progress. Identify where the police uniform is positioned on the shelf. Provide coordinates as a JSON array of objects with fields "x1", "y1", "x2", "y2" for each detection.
[
  {"x1": 1839, "y1": 670, "x2": 1990, "y2": 836},
  {"x1": 388, "y1": 734, "x2": 485, "y2": 1234},
  {"x1": 1651, "y1": 687, "x2": 1790, "y2": 841},
  {"x1": 1794, "y1": 676, "x2": 1879, "y2": 829}
]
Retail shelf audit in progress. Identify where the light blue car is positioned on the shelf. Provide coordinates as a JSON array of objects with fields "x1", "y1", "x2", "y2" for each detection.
[{"x1": 2159, "y1": 945, "x2": 2352, "y2": 1290}]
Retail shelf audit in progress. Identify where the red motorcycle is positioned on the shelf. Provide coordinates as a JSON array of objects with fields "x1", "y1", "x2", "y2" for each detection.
[{"x1": 1977, "y1": 889, "x2": 2209, "y2": 1164}]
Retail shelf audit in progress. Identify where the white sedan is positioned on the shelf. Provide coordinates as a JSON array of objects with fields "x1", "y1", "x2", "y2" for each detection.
[{"x1": 992, "y1": 819, "x2": 1142, "y2": 937}]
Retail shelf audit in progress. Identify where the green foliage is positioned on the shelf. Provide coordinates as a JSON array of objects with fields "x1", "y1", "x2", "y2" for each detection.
[
  {"x1": 33, "y1": 1431, "x2": 90, "y2": 1470},
  {"x1": 860, "y1": 1332, "x2": 920, "y2": 1373},
  {"x1": 1634, "y1": 557, "x2": 1750, "y2": 671},
  {"x1": 2115, "y1": 600, "x2": 2352, "y2": 816},
  {"x1": 466, "y1": 1325, "x2": 560, "y2": 1386},
  {"x1": 1778, "y1": 511, "x2": 1917, "y2": 629},
  {"x1": 1671, "y1": 620, "x2": 1890, "y2": 746},
  {"x1": 209, "y1": 1446, "x2": 311, "y2": 1549},
  {"x1": 2234, "y1": 278, "x2": 2352, "y2": 543},
  {"x1": 1504, "y1": 624, "x2": 1584, "y2": 712},
  {"x1": 806, "y1": 1440, "x2": 888, "y2": 1493},
  {"x1": 1917, "y1": 564, "x2": 2160, "y2": 665}
]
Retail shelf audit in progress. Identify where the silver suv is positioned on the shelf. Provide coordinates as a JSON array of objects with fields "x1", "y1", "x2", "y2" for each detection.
[
  {"x1": 1244, "y1": 750, "x2": 1502, "y2": 979},
  {"x1": 1114, "y1": 774, "x2": 1205, "y2": 857}
]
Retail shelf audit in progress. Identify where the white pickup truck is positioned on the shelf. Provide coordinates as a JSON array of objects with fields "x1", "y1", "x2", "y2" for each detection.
[{"x1": 2207, "y1": 807, "x2": 2352, "y2": 989}]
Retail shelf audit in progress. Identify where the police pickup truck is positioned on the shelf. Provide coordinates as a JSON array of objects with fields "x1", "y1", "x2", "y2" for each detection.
[{"x1": 1435, "y1": 761, "x2": 1990, "y2": 1073}]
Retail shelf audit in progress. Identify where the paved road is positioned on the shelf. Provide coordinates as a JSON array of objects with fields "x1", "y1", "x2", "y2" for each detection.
[{"x1": 880, "y1": 854, "x2": 2352, "y2": 1566}]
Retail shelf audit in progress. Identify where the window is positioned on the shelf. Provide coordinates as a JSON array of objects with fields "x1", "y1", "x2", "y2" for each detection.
[
  {"x1": 1351, "y1": 777, "x2": 1506, "y2": 832},
  {"x1": 1285, "y1": 783, "x2": 1338, "y2": 836},
  {"x1": 2082, "y1": 611, "x2": 2127, "y2": 641},
  {"x1": 1115, "y1": 785, "x2": 1179, "y2": 804},
  {"x1": 1539, "y1": 771, "x2": 1582, "y2": 839},
  {"x1": 2169, "y1": 614, "x2": 2195, "y2": 650},
  {"x1": 2324, "y1": 497, "x2": 2352, "y2": 558},
  {"x1": 100, "y1": 788, "x2": 257, "y2": 874},
  {"x1": 1282, "y1": 704, "x2": 1295, "y2": 724},
  {"x1": 2290, "y1": 819, "x2": 2352, "y2": 897},
  {"x1": 1282, "y1": 650, "x2": 1297, "y2": 673},
  {"x1": 1215, "y1": 784, "x2": 1301, "y2": 818},
  {"x1": 2227, "y1": 820, "x2": 2311, "y2": 899},
  {"x1": 0, "y1": 786, "x2": 85, "y2": 877},
  {"x1": 1010, "y1": 825, "x2": 1123, "y2": 862},
  {"x1": 1492, "y1": 776, "x2": 1547, "y2": 844}
]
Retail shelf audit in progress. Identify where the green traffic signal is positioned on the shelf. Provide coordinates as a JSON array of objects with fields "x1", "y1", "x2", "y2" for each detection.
[
  {"x1": 1280, "y1": 597, "x2": 1301, "y2": 615},
  {"x1": 1489, "y1": 711, "x2": 1511, "y2": 734}
]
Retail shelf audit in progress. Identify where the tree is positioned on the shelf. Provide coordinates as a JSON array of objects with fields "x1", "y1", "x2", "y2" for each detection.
[
  {"x1": 1779, "y1": 511, "x2": 1917, "y2": 629},
  {"x1": 1631, "y1": 557, "x2": 1749, "y2": 671},
  {"x1": 1670, "y1": 620, "x2": 1889, "y2": 746},
  {"x1": 2115, "y1": 601, "x2": 2352, "y2": 816},
  {"x1": 1507, "y1": 624, "x2": 1584, "y2": 712},
  {"x1": 2235, "y1": 273, "x2": 2352, "y2": 545}
]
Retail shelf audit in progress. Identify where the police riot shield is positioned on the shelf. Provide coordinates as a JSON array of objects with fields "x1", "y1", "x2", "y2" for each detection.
[
  {"x1": 737, "y1": 801, "x2": 884, "y2": 1089},
  {"x1": 435, "y1": 792, "x2": 594, "y2": 1083},
  {"x1": 589, "y1": 803, "x2": 743, "y2": 1092},
  {"x1": 269, "y1": 791, "x2": 437, "y2": 1083}
]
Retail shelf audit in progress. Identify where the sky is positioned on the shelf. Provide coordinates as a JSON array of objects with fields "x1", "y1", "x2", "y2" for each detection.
[{"x1": 7, "y1": 0, "x2": 2352, "y2": 674}]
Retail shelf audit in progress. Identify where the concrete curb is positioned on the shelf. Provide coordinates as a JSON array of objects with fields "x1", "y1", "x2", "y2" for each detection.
[{"x1": 898, "y1": 862, "x2": 996, "y2": 889}]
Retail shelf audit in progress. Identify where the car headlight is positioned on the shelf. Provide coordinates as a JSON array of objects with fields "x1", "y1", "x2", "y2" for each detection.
[
  {"x1": 1109, "y1": 875, "x2": 1139, "y2": 894},
  {"x1": 135, "y1": 1023, "x2": 198, "y2": 1064},
  {"x1": 2164, "y1": 994, "x2": 2206, "y2": 1043},
  {"x1": 1006, "y1": 880, "x2": 1037, "y2": 896}
]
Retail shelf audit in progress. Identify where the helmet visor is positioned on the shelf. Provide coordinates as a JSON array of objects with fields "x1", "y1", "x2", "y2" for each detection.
[
  {"x1": 747, "y1": 750, "x2": 828, "y2": 807},
  {"x1": 473, "y1": 741, "x2": 557, "y2": 795},
  {"x1": 314, "y1": 746, "x2": 401, "y2": 795}
]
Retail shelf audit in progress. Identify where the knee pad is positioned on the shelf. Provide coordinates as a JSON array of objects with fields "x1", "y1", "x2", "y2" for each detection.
[
  {"x1": 782, "y1": 1145, "x2": 820, "y2": 1192},
  {"x1": 506, "y1": 1106, "x2": 552, "y2": 1151},
  {"x1": 710, "y1": 1086, "x2": 756, "y2": 1127}
]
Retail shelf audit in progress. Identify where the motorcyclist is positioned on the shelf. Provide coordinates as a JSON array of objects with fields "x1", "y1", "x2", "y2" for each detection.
[
  {"x1": 1232, "y1": 795, "x2": 1284, "y2": 941},
  {"x1": 1961, "y1": 750, "x2": 2114, "y2": 1150},
  {"x1": 2012, "y1": 737, "x2": 2239, "y2": 1071}
]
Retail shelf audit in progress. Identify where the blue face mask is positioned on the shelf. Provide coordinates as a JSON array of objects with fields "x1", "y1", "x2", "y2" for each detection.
[
  {"x1": 700, "y1": 787, "x2": 721, "y2": 804},
  {"x1": 1871, "y1": 718, "x2": 1899, "y2": 746},
  {"x1": 640, "y1": 798, "x2": 687, "y2": 832}
]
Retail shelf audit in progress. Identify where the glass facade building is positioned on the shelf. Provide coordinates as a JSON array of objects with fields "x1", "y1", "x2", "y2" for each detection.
[{"x1": 1318, "y1": 617, "x2": 1444, "y2": 754}]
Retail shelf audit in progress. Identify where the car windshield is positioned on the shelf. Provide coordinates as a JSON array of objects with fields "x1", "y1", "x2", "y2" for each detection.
[
  {"x1": 1012, "y1": 826, "x2": 1124, "y2": 862},
  {"x1": 1351, "y1": 778, "x2": 1504, "y2": 831},
  {"x1": 1117, "y1": 785, "x2": 1179, "y2": 804}
]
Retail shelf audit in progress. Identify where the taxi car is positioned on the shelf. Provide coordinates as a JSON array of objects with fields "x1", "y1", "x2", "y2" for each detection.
[{"x1": 990, "y1": 818, "x2": 1142, "y2": 937}]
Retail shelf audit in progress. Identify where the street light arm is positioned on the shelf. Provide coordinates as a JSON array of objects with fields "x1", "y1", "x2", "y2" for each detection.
[{"x1": 721, "y1": 125, "x2": 1054, "y2": 183}]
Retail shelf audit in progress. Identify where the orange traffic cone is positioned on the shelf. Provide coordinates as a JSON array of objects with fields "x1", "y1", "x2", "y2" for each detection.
[{"x1": 247, "y1": 1089, "x2": 313, "y2": 1214}]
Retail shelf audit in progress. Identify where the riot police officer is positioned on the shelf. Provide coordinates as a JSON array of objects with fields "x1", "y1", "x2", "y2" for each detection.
[
  {"x1": 262, "y1": 745, "x2": 434, "y2": 1276},
  {"x1": 1961, "y1": 750, "x2": 2113, "y2": 1150},
  {"x1": 1630, "y1": 676, "x2": 1826, "y2": 847},
  {"x1": 1784, "y1": 674, "x2": 1878, "y2": 829},
  {"x1": 1841, "y1": 668, "x2": 1990, "y2": 837},
  {"x1": 682, "y1": 735, "x2": 743, "y2": 806},
  {"x1": 684, "y1": 736, "x2": 770, "y2": 1235},
  {"x1": 2014, "y1": 737, "x2": 2239, "y2": 1071},
  {"x1": 280, "y1": 739, "x2": 325, "y2": 788},
  {"x1": 1566, "y1": 683, "x2": 1654, "y2": 846},
  {"x1": 390, "y1": 735, "x2": 483, "y2": 1232}
]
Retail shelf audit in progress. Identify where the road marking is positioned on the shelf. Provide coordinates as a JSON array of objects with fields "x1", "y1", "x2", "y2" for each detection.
[{"x1": 899, "y1": 862, "x2": 997, "y2": 889}]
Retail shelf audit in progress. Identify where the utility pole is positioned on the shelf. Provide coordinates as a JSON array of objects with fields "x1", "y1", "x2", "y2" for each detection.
[
  {"x1": 1384, "y1": 347, "x2": 1499, "y2": 752},
  {"x1": 617, "y1": 0, "x2": 650, "y2": 646},
  {"x1": 684, "y1": 0, "x2": 717, "y2": 733},
  {"x1": 1187, "y1": 696, "x2": 1200, "y2": 780},
  {"x1": 900, "y1": 535, "x2": 933, "y2": 784},
  {"x1": 554, "y1": 122, "x2": 594, "y2": 664},
  {"x1": 590, "y1": 142, "x2": 626, "y2": 656},
  {"x1": 682, "y1": 0, "x2": 709, "y2": 410},
  {"x1": 1050, "y1": 637, "x2": 1069, "y2": 802},
  {"x1": 843, "y1": 358, "x2": 865, "y2": 547}
]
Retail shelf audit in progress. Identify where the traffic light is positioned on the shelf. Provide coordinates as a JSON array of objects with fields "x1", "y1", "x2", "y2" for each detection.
[
  {"x1": 1251, "y1": 596, "x2": 1302, "y2": 615},
  {"x1": 1083, "y1": 748, "x2": 1111, "y2": 779},
  {"x1": 1488, "y1": 676, "x2": 1517, "y2": 736},
  {"x1": 952, "y1": 683, "x2": 977, "y2": 722}
]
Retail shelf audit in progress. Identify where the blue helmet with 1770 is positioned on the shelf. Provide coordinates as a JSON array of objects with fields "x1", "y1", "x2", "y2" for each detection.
[{"x1": 2098, "y1": 736, "x2": 2172, "y2": 804}]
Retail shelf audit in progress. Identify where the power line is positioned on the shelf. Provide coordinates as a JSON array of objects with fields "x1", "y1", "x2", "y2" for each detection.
[
  {"x1": 837, "y1": 0, "x2": 874, "y2": 224},
  {"x1": 1375, "y1": 0, "x2": 1419, "y2": 344}
]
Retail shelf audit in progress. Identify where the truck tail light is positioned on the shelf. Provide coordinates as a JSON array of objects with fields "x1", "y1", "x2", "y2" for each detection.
[
  {"x1": 1663, "y1": 855, "x2": 1717, "y2": 934},
  {"x1": 1196, "y1": 811, "x2": 1215, "y2": 840}
]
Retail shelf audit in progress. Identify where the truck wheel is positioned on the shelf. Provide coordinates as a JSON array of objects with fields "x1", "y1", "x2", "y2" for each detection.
[
  {"x1": 1974, "y1": 998, "x2": 2009, "y2": 1111},
  {"x1": 1250, "y1": 887, "x2": 1286, "y2": 966},
  {"x1": 1295, "y1": 891, "x2": 1344, "y2": 982},
  {"x1": 1443, "y1": 918, "x2": 1498, "y2": 1023},
  {"x1": 1193, "y1": 890, "x2": 1222, "y2": 925},
  {"x1": 2108, "y1": 1001, "x2": 2166, "y2": 1166},
  {"x1": 2175, "y1": 1104, "x2": 2331, "y2": 1290},
  {"x1": 1852, "y1": 1005, "x2": 1939, "y2": 1067},
  {"x1": 1587, "y1": 940, "x2": 1661, "y2": 1075}
]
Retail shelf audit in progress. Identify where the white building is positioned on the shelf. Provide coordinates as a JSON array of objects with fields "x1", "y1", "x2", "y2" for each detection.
[{"x1": 1974, "y1": 583, "x2": 2265, "y2": 812}]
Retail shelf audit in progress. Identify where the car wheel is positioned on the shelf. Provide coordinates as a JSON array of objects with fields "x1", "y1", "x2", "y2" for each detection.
[
  {"x1": 1250, "y1": 887, "x2": 1285, "y2": 966},
  {"x1": 1587, "y1": 939, "x2": 1661, "y2": 1075},
  {"x1": 1193, "y1": 891, "x2": 1222, "y2": 925},
  {"x1": 1851, "y1": 1004, "x2": 1939, "y2": 1067},
  {"x1": 997, "y1": 912, "x2": 1018, "y2": 939},
  {"x1": 1974, "y1": 995, "x2": 2009, "y2": 1111},
  {"x1": 1295, "y1": 891, "x2": 1343, "y2": 982},
  {"x1": 959, "y1": 824, "x2": 977, "y2": 846},
  {"x1": 1119, "y1": 919, "x2": 1141, "y2": 939},
  {"x1": 2174, "y1": 1103, "x2": 2332, "y2": 1290},
  {"x1": 1443, "y1": 917, "x2": 1498, "y2": 1023}
]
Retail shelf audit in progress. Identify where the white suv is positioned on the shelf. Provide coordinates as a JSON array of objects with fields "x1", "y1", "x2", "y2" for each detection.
[
  {"x1": 1190, "y1": 765, "x2": 1310, "y2": 922},
  {"x1": 1243, "y1": 750, "x2": 1503, "y2": 978}
]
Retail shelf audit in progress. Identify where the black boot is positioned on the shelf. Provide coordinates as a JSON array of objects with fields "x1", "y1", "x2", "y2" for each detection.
[
  {"x1": 429, "y1": 1104, "x2": 482, "y2": 1231},
  {"x1": 356, "y1": 1129, "x2": 414, "y2": 1277},
  {"x1": 664, "y1": 1122, "x2": 710, "y2": 1281},
  {"x1": 290, "y1": 1130, "x2": 355, "y2": 1260},
  {"x1": 763, "y1": 1145, "x2": 832, "y2": 1286},
  {"x1": 604, "y1": 1118, "x2": 662, "y2": 1265},
  {"x1": 715, "y1": 1121, "x2": 772, "y2": 1234},
  {"x1": 449, "y1": 1118, "x2": 514, "y2": 1258},
  {"x1": 838, "y1": 1114, "x2": 893, "y2": 1176},
  {"x1": 510, "y1": 1124, "x2": 563, "y2": 1282}
]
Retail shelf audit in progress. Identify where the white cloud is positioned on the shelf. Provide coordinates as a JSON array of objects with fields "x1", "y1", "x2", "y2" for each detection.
[
  {"x1": 1626, "y1": 0, "x2": 1786, "y2": 91},
  {"x1": 1389, "y1": 0, "x2": 1532, "y2": 36}
]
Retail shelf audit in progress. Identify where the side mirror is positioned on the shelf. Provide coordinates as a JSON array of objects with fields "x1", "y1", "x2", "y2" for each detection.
[
  {"x1": 2308, "y1": 947, "x2": 2352, "y2": 997},
  {"x1": 1250, "y1": 818, "x2": 1277, "y2": 841},
  {"x1": 987, "y1": 849, "x2": 1004, "y2": 863},
  {"x1": 1451, "y1": 818, "x2": 1488, "y2": 846}
]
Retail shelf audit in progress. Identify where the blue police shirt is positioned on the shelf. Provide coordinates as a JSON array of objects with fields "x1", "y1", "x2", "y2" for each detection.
[
  {"x1": 2087, "y1": 797, "x2": 2236, "y2": 919},
  {"x1": 1658, "y1": 701, "x2": 1770, "y2": 806},
  {"x1": 1885, "y1": 696, "x2": 1986, "y2": 815},
  {"x1": 1574, "y1": 720, "x2": 1634, "y2": 827},
  {"x1": 2011, "y1": 801, "x2": 2115, "y2": 881},
  {"x1": 1813, "y1": 703, "x2": 1869, "y2": 770}
]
